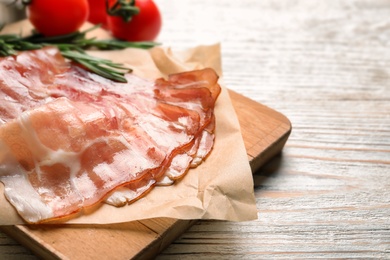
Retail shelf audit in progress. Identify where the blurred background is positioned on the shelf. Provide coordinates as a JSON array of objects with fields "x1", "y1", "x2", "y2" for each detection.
[{"x1": 0, "y1": 0, "x2": 26, "y2": 25}]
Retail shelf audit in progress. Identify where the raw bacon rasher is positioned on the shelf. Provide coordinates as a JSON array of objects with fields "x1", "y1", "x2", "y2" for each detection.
[{"x1": 0, "y1": 47, "x2": 221, "y2": 223}]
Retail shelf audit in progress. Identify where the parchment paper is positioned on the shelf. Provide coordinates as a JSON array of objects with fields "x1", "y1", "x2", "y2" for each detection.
[{"x1": 0, "y1": 23, "x2": 258, "y2": 224}]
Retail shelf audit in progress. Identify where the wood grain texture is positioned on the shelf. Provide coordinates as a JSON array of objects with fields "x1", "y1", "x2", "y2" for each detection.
[
  {"x1": 154, "y1": 0, "x2": 390, "y2": 259},
  {"x1": 1, "y1": 0, "x2": 390, "y2": 259},
  {"x1": 0, "y1": 90, "x2": 290, "y2": 259}
]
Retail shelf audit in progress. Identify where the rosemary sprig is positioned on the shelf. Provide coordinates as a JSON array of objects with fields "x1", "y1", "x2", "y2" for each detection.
[
  {"x1": 61, "y1": 50, "x2": 131, "y2": 83},
  {"x1": 0, "y1": 25, "x2": 160, "y2": 82}
]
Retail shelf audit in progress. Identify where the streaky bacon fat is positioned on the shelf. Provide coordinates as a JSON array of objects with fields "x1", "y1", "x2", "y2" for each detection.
[{"x1": 0, "y1": 47, "x2": 221, "y2": 223}]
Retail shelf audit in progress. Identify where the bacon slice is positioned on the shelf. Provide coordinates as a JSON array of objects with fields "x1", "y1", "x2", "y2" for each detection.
[
  {"x1": 0, "y1": 48, "x2": 69, "y2": 124},
  {"x1": 105, "y1": 70, "x2": 220, "y2": 206},
  {"x1": 0, "y1": 47, "x2": 221, "y2": 223}
]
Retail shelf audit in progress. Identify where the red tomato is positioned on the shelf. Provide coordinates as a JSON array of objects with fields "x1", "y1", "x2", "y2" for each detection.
[
  {"x1": 27, "y1": 0, "x2": 89, "y2": 36},
  {"x1": 107, "y1": 0, "x2": 162, "y2": 41},
  {"x1": 87, "y1": 0, "x2": 108, "y2": 27}
]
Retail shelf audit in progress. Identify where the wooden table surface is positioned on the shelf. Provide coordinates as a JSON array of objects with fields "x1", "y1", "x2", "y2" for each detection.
[{"x1": 1, "y1": 0, "x2": 390, "y2": 259}]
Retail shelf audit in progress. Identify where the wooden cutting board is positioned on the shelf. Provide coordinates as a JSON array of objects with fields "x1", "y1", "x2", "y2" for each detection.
[{"x1": 0, "y1": 90, "x2": 291, "y2": 259}]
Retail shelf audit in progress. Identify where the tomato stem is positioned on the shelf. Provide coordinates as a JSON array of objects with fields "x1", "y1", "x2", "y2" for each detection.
[{"x1": 106, "y1": 0, "x2": 140, "y2": 23}]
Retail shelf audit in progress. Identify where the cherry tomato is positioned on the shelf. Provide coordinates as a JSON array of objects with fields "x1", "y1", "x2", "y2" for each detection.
[
  {"x1": 87, "y1": 0, "x2": 108, "y2": 27},
  {"x1": 27, "y1": 0, "x2": 89, "y2": 36},
  {"x1": 107, "y1": 0, "x2": 162, "y2": 42}
]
